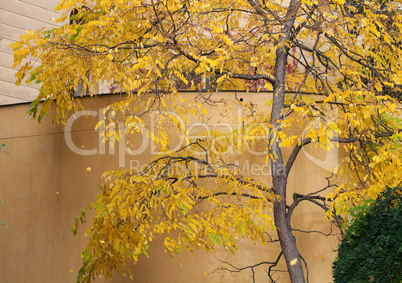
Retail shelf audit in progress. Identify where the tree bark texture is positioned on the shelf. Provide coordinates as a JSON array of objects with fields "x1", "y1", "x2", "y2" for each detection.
[{"x1": 269, "y1": 0, "x2": 305, "y2": 282}]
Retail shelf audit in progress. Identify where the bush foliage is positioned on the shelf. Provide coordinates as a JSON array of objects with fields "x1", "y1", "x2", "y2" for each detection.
[{"x1": 333, "y1": 187, "x2": 402, "y2": 282}]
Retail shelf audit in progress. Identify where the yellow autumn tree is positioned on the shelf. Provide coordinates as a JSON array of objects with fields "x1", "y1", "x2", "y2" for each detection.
[{"x1": 12, "y1": 0, "x2": 402, "y2": 282}]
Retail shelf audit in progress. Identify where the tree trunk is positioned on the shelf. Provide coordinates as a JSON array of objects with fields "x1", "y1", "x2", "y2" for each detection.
[
  {"x1": 270, "y1": 81, "x2": 306, "y2": 282},
  {"x1": 273, "y1": 178, "x2": 305, "y2": 283},
  {"x1": 270, "y1": 66, "x2": 306, "y2": 281},
  {"x1": 269, "y1": 0, "x2": 304, "y2": 281}
]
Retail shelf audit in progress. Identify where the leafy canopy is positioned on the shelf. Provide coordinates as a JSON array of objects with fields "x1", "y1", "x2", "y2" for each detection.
[{"x1": 11, "y1": 0, "x2": 402, "y2": 281}]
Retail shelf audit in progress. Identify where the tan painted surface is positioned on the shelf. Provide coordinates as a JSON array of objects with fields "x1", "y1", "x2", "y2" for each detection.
[{"x1": 0, "y1": 93, "x2": 339, "y2": 282}]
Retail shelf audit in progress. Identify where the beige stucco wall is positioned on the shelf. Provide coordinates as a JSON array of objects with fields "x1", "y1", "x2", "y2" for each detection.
[{"x1": 0, "y1": 92, "x2": 340, "y2": 283}]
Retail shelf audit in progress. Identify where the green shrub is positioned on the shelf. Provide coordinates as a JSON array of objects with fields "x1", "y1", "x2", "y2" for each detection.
[{"x1": 333, "y1": 187, "x2": 402, "y2": 282}]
